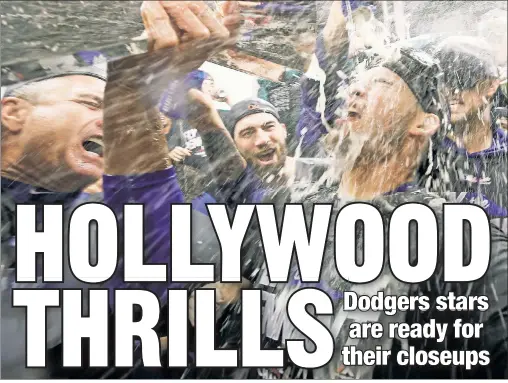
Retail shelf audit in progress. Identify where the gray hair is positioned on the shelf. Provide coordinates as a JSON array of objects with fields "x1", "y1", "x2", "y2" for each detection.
[{"x1": 5, "y1": 81, "x2": 47, "y2": 104}]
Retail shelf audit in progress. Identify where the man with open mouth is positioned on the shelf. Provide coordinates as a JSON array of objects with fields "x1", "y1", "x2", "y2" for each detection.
[
  {"x1": 184, "y1": 43, "x2": 508, "y2": 379},
  {"x1": 2, "y1": 71, "x2": 106, "y2": 193},
  {"x1": 0, "y1": 0, "x2": 241, "y2": 378},
  {"x1": 225, "y1": 98, "x2": 289, "y2": 178},
  {"x1": 223, "y1": 97, "x2": 329, "y2": 187},
  {"x1": 188, "y1": 96, "x2": 331, "y2": 214},
  {"x1": 1, "y1": 69, "x2": 108, "y2": 379}
]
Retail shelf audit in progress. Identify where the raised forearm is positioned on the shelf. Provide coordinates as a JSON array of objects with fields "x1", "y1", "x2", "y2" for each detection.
[
  {"x1": 321, "y1": 1, "x2": 349, "y2": 57},
  {"x1": 103, "y1": 57, "x2": 173, "y2": 176},
  {"x1": 103, "y1": 35, "x2": 232, "y2": 175},
  {"x1": 201, "y1": 129, "x2": 247, "y2": 183}
]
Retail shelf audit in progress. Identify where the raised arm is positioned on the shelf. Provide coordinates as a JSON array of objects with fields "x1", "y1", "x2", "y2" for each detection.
[
  {"x1": 102, "y1": 1, "x2": 242, "y2": 297},
  {"x1": 296, "y1": 1, "x2": 352, "y2": 155}
]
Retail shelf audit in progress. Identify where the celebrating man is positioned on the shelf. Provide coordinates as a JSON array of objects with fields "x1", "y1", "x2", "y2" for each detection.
[
  {"x1": 181, "y1": 45, "x2": 508, "y2": 379},
  {"x1": 1, "y1": 0, "x2": 241, "y2": 378}
]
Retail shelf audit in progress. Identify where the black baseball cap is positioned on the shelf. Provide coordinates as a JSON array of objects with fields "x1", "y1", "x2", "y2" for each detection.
[
  {"x1": 434, "y1": 36, "x2": 499, "y2": 91},
  {"x1": 225, "y1": 98, "x2": 281, "y2": 136}
]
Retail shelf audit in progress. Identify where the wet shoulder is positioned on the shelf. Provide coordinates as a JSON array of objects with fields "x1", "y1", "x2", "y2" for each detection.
[
  {"x1": 372, "y1": 189, "x2": 447, "y2": 216},
  {"x1": 289, "y1": 186, "x2": 447, "y2": 215}
]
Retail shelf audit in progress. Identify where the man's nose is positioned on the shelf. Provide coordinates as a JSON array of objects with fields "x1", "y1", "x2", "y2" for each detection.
[
  {"x1": 348, "y1": 82, "x2": 366, "y2": 99},
  {"x1": 95, "y1": 118, "x2": 103, "y2": 130},
  {"x1": 254, "y1": 130, "x2": 271, "y2": 147}
]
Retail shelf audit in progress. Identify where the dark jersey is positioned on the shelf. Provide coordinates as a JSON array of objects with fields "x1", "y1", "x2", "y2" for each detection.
[
  {"x1": 234, "y1": 185, "x2": 508, "y2": 379},
  {"x1": 434, "y1": 128, "x2": 508, "y2": 233}
]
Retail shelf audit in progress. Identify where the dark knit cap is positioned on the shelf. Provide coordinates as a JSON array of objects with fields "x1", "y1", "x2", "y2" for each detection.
[
  {"x1": 368, "y1": 46, "x2": 449, "y2": 119},
  {"x1": 225, "y1": 98, "x2": 281, "y2": 136},
  {"x1": 363, "y1": 46, "x2": 452, "y2": 189}
]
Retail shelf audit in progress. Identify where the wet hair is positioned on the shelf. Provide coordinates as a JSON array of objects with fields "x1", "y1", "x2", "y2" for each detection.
[
  {"x1": 4, "y1": 81, "x2": 44, "y2": 104},
  {"x1": 360, "y1": 46, "x2": 452, "y2": 191},
  {"x1": 1, "y1": 82, "x2": 46, "y2": 134},
  {"x1": 2, "y1": 71, "x2": 106, "y2": 102}
]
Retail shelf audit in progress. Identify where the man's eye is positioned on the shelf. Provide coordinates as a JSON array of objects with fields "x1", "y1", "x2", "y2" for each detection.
[
  {"x1": 263, "y1": 124, "x2": 275, "y2": 131},
  {"x1": 374, "y1": 79, "x2": 393, "y2": 86},
  {"x1": 79, "y1": 101, "x2": 101, "y2": 109},
  {"x1": 241, "y1": 130, "x2": 253, "y2": 138}
]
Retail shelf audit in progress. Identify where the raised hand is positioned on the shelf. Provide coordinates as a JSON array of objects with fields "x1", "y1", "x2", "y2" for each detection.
[
  {"x1": 186, "y1": 89, "x2": 228, "y2": 134},
  {"x1": 108, "y1": 1, "x2": 242, "y2": 97},
  {"x1": 168, "y1": 146, "x2": 192, "y2": 163},
  {"x1": 322, "y1": 1, "x2": 348, "y2": 55},
  {"x1": 142, "y1": 1, "x2": 241, "y2": 67},
  {"x1": 104, "y1": 1, "x2": 242, "y2": 176},
  {"x1": 186, "y1": 88, "x2": 247, "y2": 182}
]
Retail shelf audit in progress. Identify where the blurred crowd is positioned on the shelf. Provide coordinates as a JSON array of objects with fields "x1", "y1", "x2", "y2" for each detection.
[{"x1": 1, "y1": 0, "x2": 507, "y2": 380}]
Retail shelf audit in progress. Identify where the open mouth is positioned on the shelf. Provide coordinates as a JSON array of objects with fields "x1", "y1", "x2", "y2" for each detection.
[
  {"x1": 82, "y1": 137, "x2": 104, "y2": 157},
  {"x1": 257, "y1": 148, "x2": 276, "y2": 163},
  {"x1": 347, "y1": 111, "x2": 361, "y2": 120},
  {"x1": 449, "y1": 100, "x2": 464, "y2": 113},
  {"x1": 449, "y1": 97, "x2": 464, "y2": 106}
]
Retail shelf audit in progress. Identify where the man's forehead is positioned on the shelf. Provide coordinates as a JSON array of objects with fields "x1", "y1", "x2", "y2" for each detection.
[
  {"x1": 354, "y1": 66, "x2": 402, "y2": 83},
  {"x1": 237, "y1": 112, "x2": 278, "y2": 129},
  {"x1": 65, "y1": 75, "x2": 105, "y2": 97},
  {"x1": 42, "y1": 75, "x2": 105, "y2": 99}
]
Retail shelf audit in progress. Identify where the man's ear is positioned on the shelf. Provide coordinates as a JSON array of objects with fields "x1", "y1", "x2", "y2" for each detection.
[
  {"x1": 280, "y1": 122, "x2": 287, "y2": 137},
  {"x1": 1, "y1": 97, "x2": 31, "y2": 133},
  {"x1": 484, "y1": 79, "x2": 500, "y2": 99},
  {"x1": 409, "y1": 113, "x2": 440, "y2": 137}
]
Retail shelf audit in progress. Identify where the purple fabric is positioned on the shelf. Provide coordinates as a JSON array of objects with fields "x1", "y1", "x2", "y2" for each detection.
[
  {"x1": 75, "y1": 50, "x2": 106, "y2": 66},
  {"x1": 1, "y1": 177, "x2": 83, "y2": 206},
  {"x1": 192, "y1": 165, "x2": 268, "y2": 215},
  {"x1": 315, "y1": 32, "x2": 331, "y2": 77},
  {"x1": 296, "y1": 106, "x2": 327, "y2": 149},
  {"x1": 296, "y1": 33, "x2": 350, "y2": 152},
  {"x1": 295, "y1": 77, "x2": 328, "y2": 147},
  {"x1": 384, "y1": 182, "x2": 417, "y2": 195},
  {"x1": 440, "y1": 127, "x2": 507, "y2": 218},
  {"x1": 463, "y1": 192, "x2": 508, "y2": 217},
  {"x1": 158, "y1": 70, "x2": 208, "y2": 120},
  {"x1": 295, "y1": 34, "x2": 332, "y2": 150},
  {"x1": 443, "y1": 127, "x2": 508, "y2": 157},
  {"x1": 103, "y1": 167, "x2": 186, "y2": 302},
  {"x1": 296, "y1": 104, "x2": 323, "y2": 149}
]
